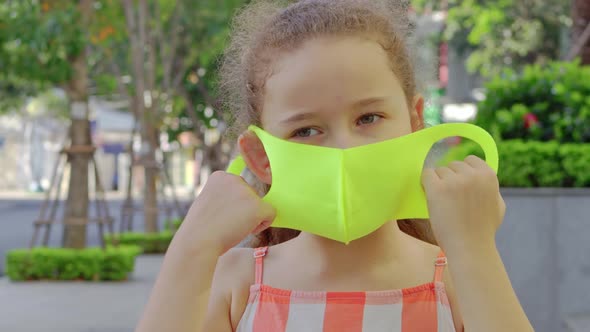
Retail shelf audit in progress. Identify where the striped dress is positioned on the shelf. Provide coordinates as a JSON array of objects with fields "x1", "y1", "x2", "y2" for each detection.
[{"x1": 236, "y1": 247, "x2": 456, "y2": 332}]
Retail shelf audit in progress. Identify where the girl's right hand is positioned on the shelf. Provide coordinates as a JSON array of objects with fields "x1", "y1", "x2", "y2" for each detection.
[{"x1": 174, "y1": 171, "x2": 276, "y2": 256}]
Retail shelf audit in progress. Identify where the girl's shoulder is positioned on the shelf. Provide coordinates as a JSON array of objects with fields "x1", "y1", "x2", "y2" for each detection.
[
  {"x1": 212, "y1": 247, "x2": 257, "y2": 328},
  {"x1": 215, "y1": 247, "x2": 256, "y2": 291}
]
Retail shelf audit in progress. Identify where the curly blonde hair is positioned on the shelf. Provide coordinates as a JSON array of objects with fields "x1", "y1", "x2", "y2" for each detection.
[{"x1": 219, "y1": 0, "x2": 436, "y2": 247}]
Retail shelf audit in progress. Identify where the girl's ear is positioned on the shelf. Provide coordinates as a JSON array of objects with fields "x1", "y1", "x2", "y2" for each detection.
[
  {"x1": 410, "y1": 94, "x2": 425, "y2": 131},
  {"x1": 238, "y1": 130, "x2": 272, "y2": 185}
]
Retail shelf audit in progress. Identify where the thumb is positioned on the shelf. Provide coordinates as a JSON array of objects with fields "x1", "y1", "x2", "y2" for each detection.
[
  {"x1": 252, "y1": 200, "x2": 276, "y2": 234},
  {"x1": 251, "y1": 219, "x2": 273, "y2": 235},
  {"x1": 421, "y1": 168, "x2": 439, "y2": 192}
]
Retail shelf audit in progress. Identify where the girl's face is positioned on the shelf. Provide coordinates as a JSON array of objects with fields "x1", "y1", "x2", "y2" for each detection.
[
  {"x1": 262, "y1": 36, "x2": 423, "y2": 146},
  {"x1": 239, "y1": 36, "x2": 424, "y2": 183}
]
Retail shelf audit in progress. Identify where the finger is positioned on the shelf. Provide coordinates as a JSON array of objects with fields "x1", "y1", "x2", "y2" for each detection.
[
  {"x1": 226, "y1": 171, "x2": 258, "y2": 196},
  {"x1": 497, "y1": 193, "x2": 506, "y2": 225},
  {"x1": 447, "y1": 161, "x2": 472, "y2": 173},
  {"x1": 421, "y1": 168, "x2": 440, "y2": 186},
  {"x1": 251, "y1": 219, "x2": 272, "y2": 235},
  {"x1": 464, "y1": 155, "x2": 487, "y2": 169},
  {"x1": 252, "y1": 201, "x2": 275, "y2": 234},
  {"x1": 435, "y1": 166, "x2": 455, "y2": 179},
  {"x1": 256, "y1": 200, "x2": 276, "y2": 227}
]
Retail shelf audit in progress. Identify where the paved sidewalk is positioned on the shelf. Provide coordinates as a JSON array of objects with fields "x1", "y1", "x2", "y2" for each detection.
[{"x1": 0, "y1": 255, "x2": 163, "y2": 332}]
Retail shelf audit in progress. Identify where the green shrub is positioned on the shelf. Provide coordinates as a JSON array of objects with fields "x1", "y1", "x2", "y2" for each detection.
[
  {"x1": 5, "y1": 245, "x2": 141, "y2": 282},
  {"x1": 101, "y1": 246, "x2": 141, "y2": 280},
  {"x1": 499, "y1": 141, "x2": 563, "y2": 187},
  {"x1": 476, "y1": 60, "x2": 590, "y2": 143},
  {"x1": 171, "y1": 218, "x2": 182, "y2": 230},
  {"x1": 56, "y1": 249, "x2": 100, "y2": 280},
  {"x1": 443, "y1": 140, "x2": 589, "y2": 187},
  {"x1": 560, "y1": 144, "x2": 590, "y2": 187},
  {"x1": 104, "y1": 231, "x2": 174, "y2": 254},
  {"x1": 162, "y1": 218, "x2": 183, "y2": 231}
]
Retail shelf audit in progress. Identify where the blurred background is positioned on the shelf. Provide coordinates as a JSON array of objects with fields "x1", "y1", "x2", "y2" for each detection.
[{"x1": 0, "y1": 1, "x2": 588, "y2": 331}]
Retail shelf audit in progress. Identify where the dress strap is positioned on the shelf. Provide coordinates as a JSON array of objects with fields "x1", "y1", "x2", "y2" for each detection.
[
  {"x1": 433, "y1": 251, "x2": 447, "y2": 283},
  {"x1": 253, "y1": 246, "x2": 268, "y2": 285}
]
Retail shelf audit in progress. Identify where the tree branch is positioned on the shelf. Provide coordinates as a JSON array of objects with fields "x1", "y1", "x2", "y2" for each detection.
[
  {"x1": 195, "y1": 79, "x2": 219, "y2": 113},
  {"x1": 162, "y1": 2, "x2": 182, "y2": 91},
  {"x1": 171, "y1": 56, "x2": 187, "y2": 92},
  {"x1": 567, "y1": 22, "x2": 590, "y2": 61},
  {"x1": 178, "y1": 85, "x2": 204, "y2": 140},
  {"x1": 123, "y1": 0, "x2": 146, "y2": 122},
  {"x1": 144, "y1": 0, "x2": 156, "y2": 104},
  {"x1": 109, "y1": 60, "x2": 136, "y2": 118},
  {"x1": 122, "y1": 0, "x2": 136, "y2": 48}
]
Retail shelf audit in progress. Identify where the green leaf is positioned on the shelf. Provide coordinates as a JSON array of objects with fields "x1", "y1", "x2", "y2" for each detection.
[{"x1": 5, "y1": 246, "x2": 141, "y2": 281}]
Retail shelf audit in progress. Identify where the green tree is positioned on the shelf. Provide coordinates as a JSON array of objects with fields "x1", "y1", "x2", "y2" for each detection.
[
  {"x1": 412, "y1": 0, "x2": 571, "y2": 77},
  {"x1": 1, "y1": 0, "x2": 95, "y2": 248},
  {"x1": 0, "y1": 76, "x2": 42, "y2": 113},
  {"x1": 169, "y1": 0, "x2": 249, "y2": 174},
  {"x1": 87, "y1": 0, "x2": 247, "y2": 230}
]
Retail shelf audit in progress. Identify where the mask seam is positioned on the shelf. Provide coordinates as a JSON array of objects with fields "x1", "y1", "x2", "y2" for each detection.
[{"x1": 339, "y1": 151, "x2": 348, "y2": 244}]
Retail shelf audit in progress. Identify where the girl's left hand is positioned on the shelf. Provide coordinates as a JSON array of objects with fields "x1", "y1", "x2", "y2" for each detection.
[{"x1": 422, "y1": 155, "x2": 506, "y2": 255}]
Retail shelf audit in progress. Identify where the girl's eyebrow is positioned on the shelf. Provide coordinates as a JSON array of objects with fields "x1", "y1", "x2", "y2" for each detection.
[
  {"x1": 280, "y1": 111, "x2": 316, "y2": 125},
  {"x1": 279, "y1": 96, "x2": 390, "y2": 125},
  {"x1": 354, "y1": 96, "x2": 388, "y2": 108}
]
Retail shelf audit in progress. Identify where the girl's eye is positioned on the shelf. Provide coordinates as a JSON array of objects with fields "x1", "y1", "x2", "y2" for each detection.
[
  {"x1": 357, "y1": 113, "x2": 382, "y2": 125},
  {"x1": 293, "y1": 127, "x2": 320, "y2": 138}
]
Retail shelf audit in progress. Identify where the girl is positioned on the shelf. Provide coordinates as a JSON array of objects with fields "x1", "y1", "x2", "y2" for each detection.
[{"x1": 136, "y1": 1, "x2": 533, "y2": 331}]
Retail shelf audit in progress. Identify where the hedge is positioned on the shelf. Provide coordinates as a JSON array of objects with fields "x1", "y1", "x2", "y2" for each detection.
[
  {"x1": 5, "y1": 245, "x2": 142, "y2": 281},
  {"x1": 475, "y1": 61, "x2": 590, "y2": 143},
  {"x1": 560, "y1": 144, "x2": 590, "y2": 187},
  {"x1": 443, "y1": 141, "x2": 590, "y2": 187},
  {"x1": 169, "y1": 218, "x2": 183, "y2": 230},
  {"x1": 104, "y1": 231, "x2": 174, "y2": 254}
]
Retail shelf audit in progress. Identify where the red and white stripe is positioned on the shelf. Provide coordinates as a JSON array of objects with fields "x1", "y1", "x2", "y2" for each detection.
[{"x1": 236, "y1": 247, "x2": 456, "y2": 332}]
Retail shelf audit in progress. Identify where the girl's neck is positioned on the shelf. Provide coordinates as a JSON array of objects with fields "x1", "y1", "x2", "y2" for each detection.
[{"x1": 288, "y1": 221, "x2": 414, "y2": 273}]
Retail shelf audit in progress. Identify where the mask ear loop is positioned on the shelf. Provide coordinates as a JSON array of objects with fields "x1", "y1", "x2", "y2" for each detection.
[
  {"x1": 421, "y1": 123, "x2": 499, "y2": 173},
  {"x1": 227, "y1": 155, "x2": 247, "y2": 176}
]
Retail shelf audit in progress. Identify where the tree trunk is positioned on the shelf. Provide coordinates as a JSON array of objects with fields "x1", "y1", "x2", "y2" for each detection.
[
  {"x1": 572, "y1": 0, "x2": 590, "y2": 64},
  {"x1": 62, "y1": 116, "x2": 91, "y2": 249},
  {"x1": 62, "y1": 0, "x2": 92, "y2": 249},
  {"x1": 142, "y1": 123, "x2": 159, "y2": 233},
  {"x1": 123, "y1": 0, "x2": 159, "y2": 233},
  {"x1": 143, "y1": 0, "x2": 160, "y2": 233}
]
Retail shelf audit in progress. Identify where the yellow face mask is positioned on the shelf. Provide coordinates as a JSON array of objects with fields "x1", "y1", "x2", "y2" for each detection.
[{"x1": 227, "y1": 123, "x2": 498, "y2": 244}]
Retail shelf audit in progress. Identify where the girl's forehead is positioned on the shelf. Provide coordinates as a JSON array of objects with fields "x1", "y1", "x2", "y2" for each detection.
[{"x1": 262, "y1": 37, "x2": 406, "y2": 112}]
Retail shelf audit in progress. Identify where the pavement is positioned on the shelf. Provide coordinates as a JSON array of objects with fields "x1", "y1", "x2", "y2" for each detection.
[
  {"x1": 0, "y1": 254, "x2": 163, "y2": 332},
  {"x1": 0, "y1": 194, "x2": 188, "y2": 331}
]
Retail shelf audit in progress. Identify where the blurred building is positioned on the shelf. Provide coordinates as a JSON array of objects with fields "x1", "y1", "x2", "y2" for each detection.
[
  {"x1": 0, "y1": 94, "x2": 196, "y2": 196},
  {"x1": 0, "y1": 98, "x2": 66, "y2": 191},
  {"x1": 90, "y1": 98, "x2": 134, "y2": 193},
  {"x1": 0, "y1": 96, "x2": 132, "y2": 192}
]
